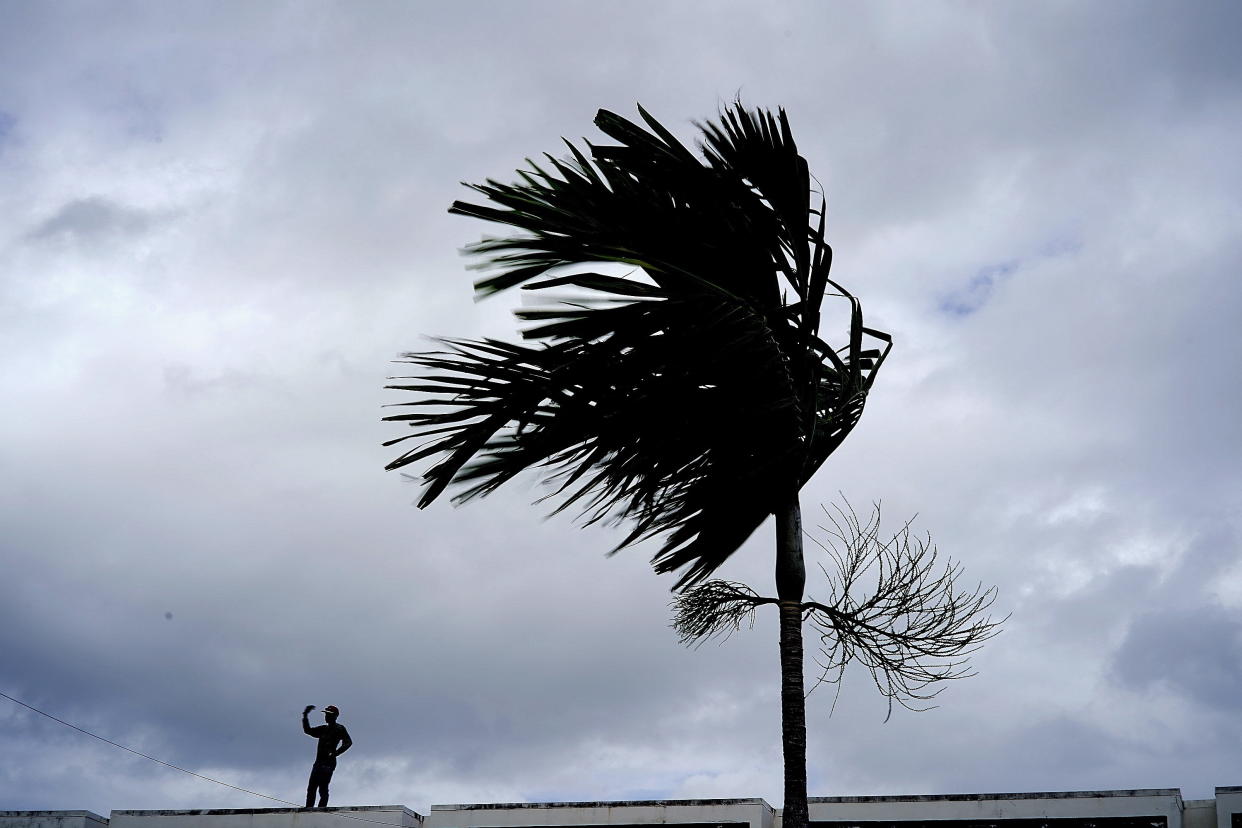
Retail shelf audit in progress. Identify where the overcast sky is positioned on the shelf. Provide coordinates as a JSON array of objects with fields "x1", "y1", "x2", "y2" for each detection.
[{"x1": 3, "y1": 0, "x2": 1242, "y2": 818}]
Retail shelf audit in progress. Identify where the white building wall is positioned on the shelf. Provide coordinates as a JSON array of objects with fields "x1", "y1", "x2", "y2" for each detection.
[
  {"x1": 806, "y1": 790, "x2": 1184, "y2": 826},
  {"x1": 109, "y1": 806, "x2": 419, "y2": 828},
  {"x1": 18, "y1": 785, "x2": 1242, "y2": 828},
  {"x1": 1183, "y1": 799, "x2": 1216, "y2": 828},
  {"x1": 1214, "y1": 788, "x2": 1242, "y2": 828},
  {"x1": 427, "y1": 799, "x2": 773, "y2": 828},
  {"x1": 1, "y1": 812, "x2": 110, "y2": 828}
]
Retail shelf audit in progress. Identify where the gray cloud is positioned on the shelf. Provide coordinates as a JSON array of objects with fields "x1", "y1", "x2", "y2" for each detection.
[
  {"x1": 1114, "y1": 605, "x2": 1242, "y2": 712},
  {"x1": 23, "y1": 197, "x2": 167, "y2": 244},
  {"x1": 1, "y1": 0, "x2": 1240, "y2": 818}
]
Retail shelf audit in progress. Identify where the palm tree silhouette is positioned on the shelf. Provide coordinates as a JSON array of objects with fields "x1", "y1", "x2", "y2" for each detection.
[{"x1": 385, "y1": 103, "x2": 890, "y2": 828}]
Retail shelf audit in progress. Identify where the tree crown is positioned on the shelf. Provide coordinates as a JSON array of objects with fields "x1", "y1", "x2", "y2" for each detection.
[{"x1": 385, "y1": 103, "x2": 890, "y2": 587}]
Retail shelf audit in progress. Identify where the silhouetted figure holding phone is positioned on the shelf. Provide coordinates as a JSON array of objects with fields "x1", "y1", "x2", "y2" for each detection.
[{"x1": 302, "y1": 704, "x2": 352, "y2": 808}]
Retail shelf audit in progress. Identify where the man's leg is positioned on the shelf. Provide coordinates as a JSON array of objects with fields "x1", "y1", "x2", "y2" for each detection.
[
  {"x1": 317, "y1": 766, "x2": 335, "y2": 808},
  {"x1": 305, "y1": 767, "x2": 318, "y2": 808}
]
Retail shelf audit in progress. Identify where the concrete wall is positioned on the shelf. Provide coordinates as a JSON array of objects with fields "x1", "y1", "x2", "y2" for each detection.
[
  {"x1": 1214, "y1": 788, "x2": 1242, "y2": 828},
  {"x1": 1, "y1": 813, "x2": 110, "y2": 828},
  {"x1": 18, "y1": 786, "x2": 1242, "y2": 828},
  {"x1": 1183, "y1": 799, "x2": 1216, "y2": 828},
  {"x1": 110, "y1": 807, "x2": 420, "y2": 828},
  {"x1": 426, "y1": 799, "x2": 773, "y2": 828},
  {"x1": 805, "y1": 790, "x2": 1184, "y2": 825}
]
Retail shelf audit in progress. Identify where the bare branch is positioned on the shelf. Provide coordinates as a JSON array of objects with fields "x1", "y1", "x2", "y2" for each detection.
[
  {"x1": 671, "y1": 580, "x2": 777, "y2": 646},
  {"x1": 668, "y1": 498, "x2": 1003, "y2": 722},
  {"x1": 803, "y1": 498, "x2": 1005, "y2": 720}
]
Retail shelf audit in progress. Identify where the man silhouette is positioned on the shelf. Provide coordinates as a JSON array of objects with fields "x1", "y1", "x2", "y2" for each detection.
[{"x1": 302, "y1": 704, "x2": 352, "y2": 808}]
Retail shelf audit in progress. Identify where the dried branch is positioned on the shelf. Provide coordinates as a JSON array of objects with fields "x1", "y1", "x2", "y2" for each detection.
[
  {"x1": 671, "y1": 580, "x2": 777, "y2": 646},
  {"x1": 670, "y1": 498, "x2": 1004, "y2": 720},
  {"x1": 804, "y1": 499, "x2": 1005, "y2": 720}
]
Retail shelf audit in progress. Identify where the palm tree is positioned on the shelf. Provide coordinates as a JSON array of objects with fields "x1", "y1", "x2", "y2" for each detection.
[{"x1": 384, "y1": 103, "x2": 890, "y2": 828}]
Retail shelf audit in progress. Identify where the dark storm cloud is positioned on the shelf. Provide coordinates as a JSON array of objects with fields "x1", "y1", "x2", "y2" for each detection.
[
  {"x1": 0, "y1": 110, "x2": 15, "y2": 150},
  {"x1": 1109, "y1": 523, "x2": 1242, "y2": 714},
  {"x1": 24, "y1": 197, "x2": 166, "y2": 243},
  {"x1": 1114, "y1": 605, "x2": 1242, "y2": 712}
]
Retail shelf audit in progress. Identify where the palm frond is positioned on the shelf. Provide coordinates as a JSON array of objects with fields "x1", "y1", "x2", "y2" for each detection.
[
  {"x1": 387, "y1": 102, "x2": 890, "y2": 586},
  {"x1": 670, "y1": 580, "x2": 776, "y2": 645},
  {"x1": 385, "y1": 292, "x2": 799, "y2": 587}
]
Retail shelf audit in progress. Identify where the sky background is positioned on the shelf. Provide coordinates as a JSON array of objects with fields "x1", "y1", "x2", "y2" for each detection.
[{"x1": 3, "y1": 0, "x2": 1242, "y2": 818}]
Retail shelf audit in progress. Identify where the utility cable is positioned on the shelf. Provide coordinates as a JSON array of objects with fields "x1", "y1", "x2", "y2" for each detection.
[{"x1": 0, "y1": 690, "x2": 406, "y2": 827}]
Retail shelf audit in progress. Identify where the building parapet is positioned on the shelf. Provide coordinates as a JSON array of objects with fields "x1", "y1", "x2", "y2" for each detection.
[
  {"x1": 427, "y1": 798, "x2": 773, "y2": 828},
  {"x1": 0, "y1": 813, "x2": 111, "y2": 828},
  {"x1": 11, "y1": 787, "x2": 1242, "y2": 828},
  {"x1": 109, "y1": 806, "x2": 420, "y2": 828}
]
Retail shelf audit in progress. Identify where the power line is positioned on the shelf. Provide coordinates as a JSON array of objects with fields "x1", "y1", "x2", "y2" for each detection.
[{"x1": 0, "y1": 690, "x2": 406, "y2": 827}]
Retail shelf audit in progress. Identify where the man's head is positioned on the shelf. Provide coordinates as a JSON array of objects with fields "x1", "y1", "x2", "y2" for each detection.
[{"x1": 323, "y1": 705, "x2": 340, "y2": 722}]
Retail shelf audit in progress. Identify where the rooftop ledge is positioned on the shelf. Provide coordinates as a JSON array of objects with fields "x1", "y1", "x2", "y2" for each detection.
[
  {"x1": 111, "y1": 808, "x2": 419, "y2": 818},
  {"x1": 808, "y1": 791, "x2": 1183, "y2": 804},
  {"x1": 432, "y1": 801, "x2": 769, "y2": 811},
  {"x1": 0, "y1": 815, "x2": 108, "y2": 821}
]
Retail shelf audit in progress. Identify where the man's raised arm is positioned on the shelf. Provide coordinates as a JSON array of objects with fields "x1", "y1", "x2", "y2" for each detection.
[{"x1": 302, "y1": 705, "x2": 316, "y2": 736}]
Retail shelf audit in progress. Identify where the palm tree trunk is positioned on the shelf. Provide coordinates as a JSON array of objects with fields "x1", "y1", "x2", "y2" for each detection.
[{"x1": 775, "y1": 496, "x2": 808, "y2": 828}]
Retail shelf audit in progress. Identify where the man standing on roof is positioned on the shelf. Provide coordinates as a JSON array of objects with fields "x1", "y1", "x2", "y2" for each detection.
[{"x1": 302, "y1": 704, "x2": 352, "y2": 808}]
